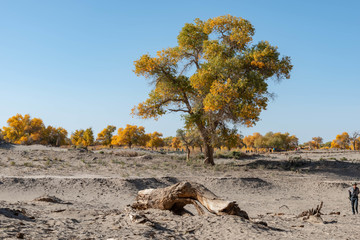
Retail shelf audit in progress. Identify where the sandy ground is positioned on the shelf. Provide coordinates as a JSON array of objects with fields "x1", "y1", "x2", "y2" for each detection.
[{"x1": 1, "y1": 144, "x2": 360, "y2": 239}]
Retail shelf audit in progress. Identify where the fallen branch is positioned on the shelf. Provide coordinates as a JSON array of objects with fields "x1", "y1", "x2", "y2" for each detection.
[
  {"x1": 297, "y1": 201, "x2": 324, "y2": 223},
  {"x1": 132, "y1": 181, "x2": 249, "y2": 219},
  {"x1": 297, "y1": 201, "x2": 323, "y2": 218}
]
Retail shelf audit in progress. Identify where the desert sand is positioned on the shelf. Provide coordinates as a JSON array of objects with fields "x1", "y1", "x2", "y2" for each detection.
[{"x1": 1, "y1": 144, "x2": 360, "y2": 239}]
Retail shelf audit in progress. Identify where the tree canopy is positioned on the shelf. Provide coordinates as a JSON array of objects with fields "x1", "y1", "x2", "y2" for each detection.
[
  {"x1": 111, "y1": 124, "x2": 146, "y2": 149},
  {"x1": 97, "y1": 125, "x2": 116, "y2": 146},
  {"x1": 70, "y1": 128, "x2": 94, "y2": 147},
  {"x1": 132, "y1": 15, "x2": 292, "y2": 164},
  {"x1": 2, "y1": 113, "x2": 68, "y2": 146}
]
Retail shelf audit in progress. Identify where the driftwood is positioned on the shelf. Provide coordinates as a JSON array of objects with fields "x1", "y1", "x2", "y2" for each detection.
[
  {"x1": 132, "y1": 181, "x2": 249, "y2": 219},
  {"x1": 297, "y1": 201, "x2": 324, "y2": 223}
]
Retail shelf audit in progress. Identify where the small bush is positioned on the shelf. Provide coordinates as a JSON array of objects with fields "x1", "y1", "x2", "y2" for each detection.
[
  {"x1": 282, "y1": 158, "x2": 309, "y2": 170},
  {"x1": 115, "y1": 151, "x2": 139, "y2": 157},
  {"x1": 214, "y1": 150, "x2": 248, "y2": 160}
]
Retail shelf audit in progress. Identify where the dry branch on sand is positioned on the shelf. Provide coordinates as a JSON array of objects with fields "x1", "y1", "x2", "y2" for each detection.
[
  {"x1": 297, "y1": 201, "x2": 324, "y2": 223},
  {"x1": 132, "y1": 181, "x2": 249, "y2": 219}
]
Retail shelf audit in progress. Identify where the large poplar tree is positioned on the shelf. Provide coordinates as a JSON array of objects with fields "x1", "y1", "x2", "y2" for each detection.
[{"x1": 132, "y1": 15, "x2": 292, "y2": 165}]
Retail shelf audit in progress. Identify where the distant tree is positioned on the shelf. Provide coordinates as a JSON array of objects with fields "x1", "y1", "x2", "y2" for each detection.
[
  {"x1": 42, "y1": 126, "x2": 68, "y2": 146},
  {"x1": 322, "y1": 141, "x2": 332, "y2": 149},
  {"x1": 215, "y1": 128, "x2": 241, "y2": 151},
  {"x1": 71, "y1": 129, "x2": 85, "y2": 147},
  {"x1": 176, "y1": 129, "x2": 194, "y2": 161},
  {"x1": 146, "y1": 132, "x2": 164, "y2": 150},
  {"x1": 2, "y1": 114, "x2": 45, "y2": 145},
  {"x1": 0, "y1": 129, "x2": 3, "y2": 142},
  {"x1": 111, "y1": 124, "x2": 146, "y2": 149},
  {"x1": 331, "y1": 132, "x2": 350, "y2": 149},
  {"x1": 71, "y1": 128, "x2": 94, "y2": 147},
  {"x1": 349, "y1": 131, "x2": 360, "y2": 150},
  {"x1": 311, "y1": 137, "x2": 323, "y2": 149},
  {"x1": 244, "y1": 132, "x2": 297, "y2": 151},
  {"x1": 97, "y1": 125, "x2": 116, "y2": 146},
  {"x1": 171, "y1": 137, "x2": 181, "y2": 150},
  {"x1": 243, "y1": 132, "x2": 262, "y2": 150},
  {"x1": 163, "y1": 136, "x2": 174, "y2": 148},
  {"x1": 83, "y1": 128, "x2": 94, "y2": 147},
  {"x1": 132, "y1": 15, "x2": 292, "y2": 165},
  {"x1": 187, "y1": 128, "x2": 204, "y2": 152}
]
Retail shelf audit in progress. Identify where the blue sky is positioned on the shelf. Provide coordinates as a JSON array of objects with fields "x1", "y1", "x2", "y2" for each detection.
[{"x1": 0, "y1": 0, "x2": 359, "y2": 143}]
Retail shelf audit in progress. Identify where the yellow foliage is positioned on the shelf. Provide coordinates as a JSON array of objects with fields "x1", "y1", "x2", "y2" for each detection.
[
  {"x1": 331, "y1": 132, "x2": 350, "y2": 149},
  {"x1": 146, "y1": 132, "x2": 164, "y2": 150},
  {"x1": 42, "y1": 126, "x2": 68, "y2": 146},
  {"x1": 171, "y1": 137, "x2": 181, "y2": 149},
  {"x1": 71, "y1": 128, "x2": 94, "y2": 147},
  {"x1": 2, "y1": 114, "x2": 45, "y2": 145},
  {"x1": 97, "y1": 125, "x2": 116, "y2": 146},
  {"x1": 111, "y1": 125, "x2": 146, "y2": 149},
  {"x1": 131, "y1": 15, "x2": 292, "y2": 164}
]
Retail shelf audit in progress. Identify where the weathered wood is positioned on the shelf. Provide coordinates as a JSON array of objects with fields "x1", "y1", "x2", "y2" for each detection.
[
  {"x1": 297, "y1": 201, "x2": 324, "y2": 223},
  {"x1": 297, "y1": 201, "x2": 323, "y2": 218},
  {"x1": 132, "y1": 181, "x2": 249, "y2": 219}
]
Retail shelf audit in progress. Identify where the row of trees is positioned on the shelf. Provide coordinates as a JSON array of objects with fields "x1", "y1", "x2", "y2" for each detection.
[
  {"x1": 0, "y1": 114, "x2": 68, "y2": 146},
  {"x1": 330, "y1": 132, "x2": 360, "y2": 150},
  {"x1": 0, "y1": 114, "x2": 245, "y2": 151},
  {"x1": 300, "y1": 132, "x2": 360, "y2": 150},
  {"x1": 243, "y1": 132, "x2": 298, "y2": 151},
  {"x1": 2, "y1": 114, "x2": 360, "y2": 153}
]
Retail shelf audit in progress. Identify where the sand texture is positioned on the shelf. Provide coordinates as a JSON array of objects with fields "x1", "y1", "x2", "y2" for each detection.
[{"x1": 1, "y1": 144, "x2": 360, "y2": 239}]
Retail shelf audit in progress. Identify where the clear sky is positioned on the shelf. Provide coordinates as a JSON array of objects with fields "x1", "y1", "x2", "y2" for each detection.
[{"x1": 0, "y1": 0, "x2": 359, "y2": 143}]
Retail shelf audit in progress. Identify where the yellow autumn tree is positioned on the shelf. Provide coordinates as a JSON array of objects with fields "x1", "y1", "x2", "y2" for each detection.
[
  {"x1": 349, "y1": 131, "x2": 360, "y2": 150},
  {"x1": 171, "y1": 137, "x2": 181, "y2": 149},
  {"x1": 97, "y1": 125, "x2": 116, "y2": 146},
  {"x1": 2, "y1": 114, "x2": 45, "y2": 145},
  {"x1": 41, "y1": 126, "x2": 68, "y2": 146},
  {"x1": 146, "y1": 132, "x2": 164, "y2": 150},
  {"x1": 132, "y1": 15, "x2": 292, "y2": 165},
  {"x1": 310, "y1": 137, "x2": 323, "y2": 149},
  {"x1": 71, "y1": 128, "x2": 94, "y2": 147},
  {"x1": 214, "y1": 128, "x2": 241, "y2": 151},
  {"x1": 243, "y1": 132, "x2": 262, "y2": 150},
  {"x1": 111, "y1": 124, "x2": 146, "y2": 149},
  {"x1": 244, "y1": 132, "x2": 298, "y2": 151},
  {"x1": 351, "y1": 137, "x2": 360, "y2": 150},
  {"x1": 331, "y1": 132, "x2": 350, "y2": 149}
]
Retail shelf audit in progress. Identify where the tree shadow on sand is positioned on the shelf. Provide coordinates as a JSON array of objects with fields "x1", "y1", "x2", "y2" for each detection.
[
  {"x1": 0, "y1": 142, "x2": 15, "y2": 150},
  {"x1": 0, "y1": 208, "x2": 35, "y2": 222},
  {"x1": 244, "y1": 159, "x2": 360, "y2": 179}
]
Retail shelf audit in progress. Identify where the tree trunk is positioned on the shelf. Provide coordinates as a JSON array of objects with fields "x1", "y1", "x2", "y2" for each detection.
[
  {"x1": 186, "y1": 147, "x2": 190, "y2": 162},
  {"x1": 204, "y1": 143, "x2": 215, "y2": 165},
  {"x1": 199, "y1": 145, "x2": 203, "y2": 153},
  {"x1": 128, "y1": 143, "x2": 132, "y2": 149},
  {"x1": 195, "y1": 123, "x2": 215, "y2": 165},
  {"x1": 132, "y1": 181, "x2": 248, "y2": 219}
]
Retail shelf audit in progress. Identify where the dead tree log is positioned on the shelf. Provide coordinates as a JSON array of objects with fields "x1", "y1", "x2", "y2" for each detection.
[
  {"x1": 132, "y1": 181, "x2": 249, "y2": 219},
  {"x1": 297, "y1": 201, "x2": 324, "y2": 223}
]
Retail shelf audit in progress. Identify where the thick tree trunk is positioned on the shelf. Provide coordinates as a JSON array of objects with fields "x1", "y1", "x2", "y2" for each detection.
[
  {"x1": 204, "y1": 143, "x2": 215, "y2": 165},
  {"x1": 132, "y1": 181, "x2": 249, "y2": 219},
  {"x1": 195, "y1": 122, "x2": 215, "y2": 165}
]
